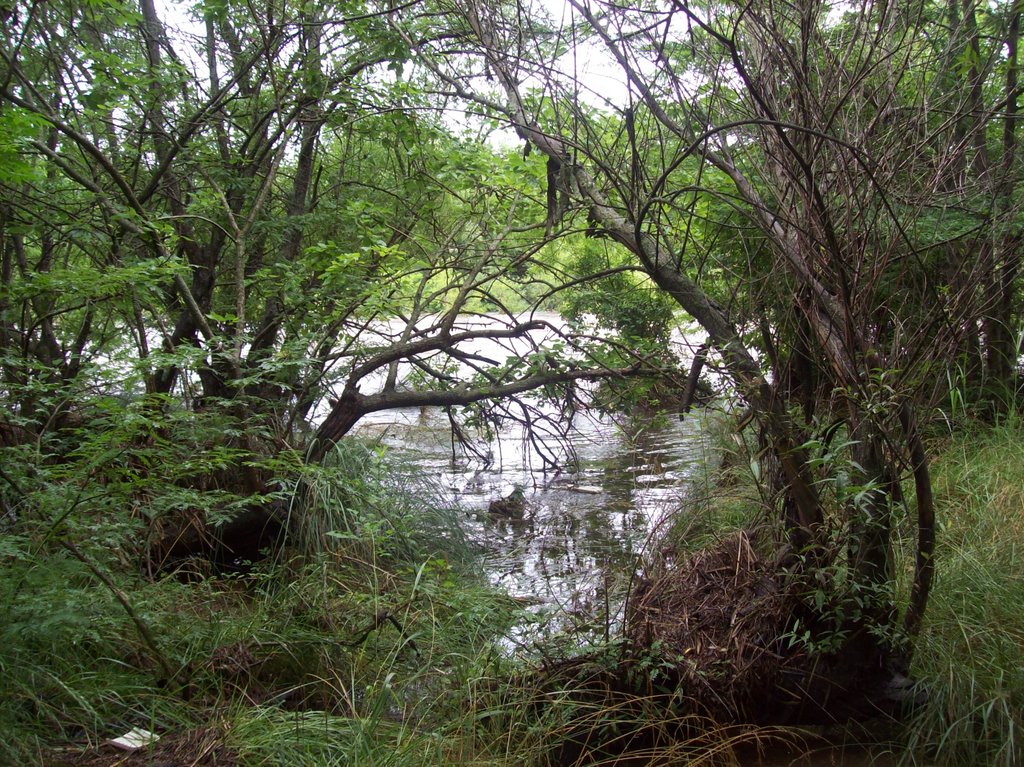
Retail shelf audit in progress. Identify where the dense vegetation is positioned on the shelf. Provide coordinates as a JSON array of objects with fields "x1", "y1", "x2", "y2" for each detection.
[{"x1": 1, "y1": 0, "x2": 1022, "y2": 763}]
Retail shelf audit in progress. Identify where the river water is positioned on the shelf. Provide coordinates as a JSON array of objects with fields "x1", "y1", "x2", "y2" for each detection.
[
  {"x1": 339, "y1": 312, "x2": 716, "y2": 633},
  {"x1": 353, "y1": 402, "x2": 714, "y2": 636}
]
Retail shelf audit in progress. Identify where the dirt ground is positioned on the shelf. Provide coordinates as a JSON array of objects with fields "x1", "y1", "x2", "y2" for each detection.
[{"x1": 46, "y1": 726, "x2": 237, "y2": 767}]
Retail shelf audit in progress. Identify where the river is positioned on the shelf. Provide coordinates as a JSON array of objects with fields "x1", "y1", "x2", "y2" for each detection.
[{"x1": 353, "y1": 400, "x2": 714, "y2": 640}]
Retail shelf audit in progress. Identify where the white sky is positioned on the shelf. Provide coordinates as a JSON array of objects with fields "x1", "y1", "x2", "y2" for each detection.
[{"x1": 154, "y1": 0, "x2": 631, "y2": 151}]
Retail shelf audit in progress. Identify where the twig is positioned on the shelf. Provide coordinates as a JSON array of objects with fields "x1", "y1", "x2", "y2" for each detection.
[{"x1": 345, "y1": 601, "x2": 421, "y2": 658}]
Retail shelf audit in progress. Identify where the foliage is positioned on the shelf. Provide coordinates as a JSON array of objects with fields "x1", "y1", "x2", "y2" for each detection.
[{"x1": 561, "y1": 240, "x2": 678, "y2": 346}]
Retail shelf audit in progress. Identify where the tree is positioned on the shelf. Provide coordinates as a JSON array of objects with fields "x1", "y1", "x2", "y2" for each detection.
[{"x1": 4, "y1": 0, "x2": 1020, "y2": 724}]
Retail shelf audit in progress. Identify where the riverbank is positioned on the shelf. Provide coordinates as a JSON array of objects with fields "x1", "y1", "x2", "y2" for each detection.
[{"x1": 2, "y1": 419, "x2": 1020, "y2": 766}]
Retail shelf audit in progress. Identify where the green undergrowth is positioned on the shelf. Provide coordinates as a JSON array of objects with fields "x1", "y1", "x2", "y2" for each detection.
[
  {"x1": 0, "y1": 440, "x2": 531, "y2": 766},
  {"x1": 3, "y1": 415, "x2": 1021, "y2": 766},
  {"x1": 900, "y1": 417, "x2": 1024, "y2": 767}
]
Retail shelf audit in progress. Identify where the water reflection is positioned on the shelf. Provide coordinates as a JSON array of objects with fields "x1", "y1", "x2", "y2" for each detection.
[{"x1": 353, "y1": 405, "x2": 712, "y2": 623}]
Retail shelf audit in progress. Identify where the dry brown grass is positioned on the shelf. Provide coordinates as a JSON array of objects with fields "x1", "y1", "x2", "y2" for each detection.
[{"x1": 625, "y1": 531, "x2": 802, "y2": 722}]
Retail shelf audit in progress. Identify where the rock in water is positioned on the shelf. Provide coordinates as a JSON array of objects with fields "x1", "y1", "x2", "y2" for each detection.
[{"x1": 488, "y1": 486, "x2": 527, "y2": 518}]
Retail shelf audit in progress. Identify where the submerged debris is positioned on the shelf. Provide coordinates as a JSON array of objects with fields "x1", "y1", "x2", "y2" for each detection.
[{"x1": 488, "y1": 486, "x2": 528, "y2": 518}]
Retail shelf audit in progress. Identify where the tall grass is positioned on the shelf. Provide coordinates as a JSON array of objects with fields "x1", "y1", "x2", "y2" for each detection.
[
  {"x1": 290, "y1": 441, "x2": 475, "y2": 571},
  {"x1": 0, "y1": 437, "x2": 528, "y2": 766},
  {"x1": 8, "y1": 418, "x2": 1021, "y2": 767},
  {"x1": 898, "y1": 418, "x2": 1024, "y2": 766}
]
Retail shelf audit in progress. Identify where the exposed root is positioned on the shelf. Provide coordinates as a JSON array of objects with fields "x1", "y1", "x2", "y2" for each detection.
[{"x1": 512, "y1": 529, "x2": 909, "y2": 759}]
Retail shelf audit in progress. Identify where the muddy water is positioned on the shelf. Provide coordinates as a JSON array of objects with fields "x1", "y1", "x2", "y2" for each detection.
[{"x1": 353, "y1": 404, "x2": 714, "y2": 630}]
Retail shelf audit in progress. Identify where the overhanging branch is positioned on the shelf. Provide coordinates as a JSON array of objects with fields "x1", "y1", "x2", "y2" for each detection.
[{"x1": 307, "y1": 362, "x2": 643, "y2": 463}]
